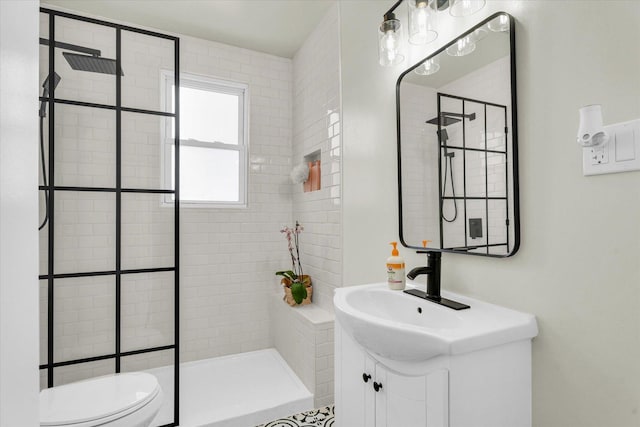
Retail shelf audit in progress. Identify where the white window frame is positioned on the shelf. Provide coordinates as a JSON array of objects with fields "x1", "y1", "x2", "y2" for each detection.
[{"x1": 161, "y1": 70, "x2": 249, "y2": 208}]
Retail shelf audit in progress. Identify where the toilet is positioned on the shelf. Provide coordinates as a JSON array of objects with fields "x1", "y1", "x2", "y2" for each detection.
[{"x1": 40, "y1": 372, "x2": 163, "y2": 427}]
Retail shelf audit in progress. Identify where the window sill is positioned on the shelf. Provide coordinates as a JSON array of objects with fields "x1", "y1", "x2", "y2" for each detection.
[{"x1": 162, "y1": 201, "x2": 248, "y2": 209}]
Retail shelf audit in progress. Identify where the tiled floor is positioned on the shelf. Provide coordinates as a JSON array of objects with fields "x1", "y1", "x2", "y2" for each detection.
[{"x1": 257, "y1": 405, "x2": 334, "y2": 427}]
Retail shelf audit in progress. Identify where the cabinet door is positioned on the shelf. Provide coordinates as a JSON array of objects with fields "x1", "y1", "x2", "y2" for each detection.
[
  {"x1": 336, "y1": 325, "x2": 376, "y2": 427},
  {"x1": 375, "y1": 366, "x2": 449, "y2": 427}
]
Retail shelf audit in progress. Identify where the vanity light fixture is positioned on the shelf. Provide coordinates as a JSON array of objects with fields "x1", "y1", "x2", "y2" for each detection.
[
  {"x1": 445, "y1": 28, "x2": 487, "y2": 57},
  {"x1": 408, "y1": 0, "x2": 437, "y2": 45},
  {"x1": 488, "y1": 13, "x2": 510, "y2": 32},
  {"x1": 449, "y1": 0, "x2": 486, "y2": 17},
  {"x1": 378, "y1": 11, "x2": 404, "y2": 66},
  {"x1": 445, "y1": 35, "x2": 475, "y2": 56},
  {"x1": 414, "y1": 57, "x2": 440, "y2": 75},
  {"x1": 378, "y1": 0, "x2": 486, "y2": 67}
]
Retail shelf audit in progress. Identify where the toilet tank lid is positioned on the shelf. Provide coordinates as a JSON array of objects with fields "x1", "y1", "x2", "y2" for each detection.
[{"x1": 40, "y1": 372, "x2": 160, "y2": 426}]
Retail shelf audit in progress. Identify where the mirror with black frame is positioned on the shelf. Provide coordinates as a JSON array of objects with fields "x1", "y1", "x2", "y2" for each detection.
[{"x1": 397, "y1": 12, "x2": 519, "y2": 257}]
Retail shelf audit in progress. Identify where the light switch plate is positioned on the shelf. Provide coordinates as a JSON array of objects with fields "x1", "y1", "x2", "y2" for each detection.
[{"x1": 583, "y1": 118, "x2": 640, "y2": 176}]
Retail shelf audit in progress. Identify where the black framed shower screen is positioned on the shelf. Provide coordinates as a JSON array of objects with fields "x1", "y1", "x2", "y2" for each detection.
[
  {"x1": 39, "y1": 8, "x2": 180, "y2": 426},
  {"x1": 436, "y1": 93, "x2": 510, "y2": 254}
]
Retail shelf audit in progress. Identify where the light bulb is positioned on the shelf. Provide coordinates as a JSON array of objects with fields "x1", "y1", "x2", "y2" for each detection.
[
  {"x1": 414, "y1": 57, "x2": 440, "y2": 75},
  {"x1": 378, "y1": 17, "x2": 403, "y2": 66},
  {"x1": 446, "y1": 35, "x2": 475, "y2": 56},
  {"x1": 382, "y1": 30, "x2": 398, "y2": 64},
  {"x1": 408, "y1": 0, "x2": 437, "y2": 45},
  {"x1": 488, "y1": 14, "x2": 510, "y2": 32},
  {"x1": 449, "y1": 0, "x2": 486, "y2": 17},
  {"x1": 383, "y1": 31, "x2": 397, "y2": 51}
]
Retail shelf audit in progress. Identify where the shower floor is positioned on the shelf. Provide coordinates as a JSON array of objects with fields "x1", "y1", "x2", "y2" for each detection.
[{"x1": 148, "y1": 349, "x2": 313, "y2": 427}]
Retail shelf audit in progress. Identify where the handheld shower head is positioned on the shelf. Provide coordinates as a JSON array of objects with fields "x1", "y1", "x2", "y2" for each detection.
[
  {"x1": 437, "y1": 128, "x2": 449, "y2": 144},
  {"x1": 39, "y1": 72, "x2": 61, "y2": 118},
  {"x1": 437, "y1": 128, "x2": 455, "y2": 157},
  {"x1": 42, "y1": 72, "x2": 61, "y2": 90}
]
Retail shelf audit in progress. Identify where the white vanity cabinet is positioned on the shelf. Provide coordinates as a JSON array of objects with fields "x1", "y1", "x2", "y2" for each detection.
[
  {"x1": 335, "y1": 324, "x2": 448, "y2": 427},
  {"x1": 335, "y1": 319, "x2": 533, "y2": 427}
]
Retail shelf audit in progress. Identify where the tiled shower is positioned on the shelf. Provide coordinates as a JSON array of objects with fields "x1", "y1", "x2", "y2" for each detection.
[{"x1": 38, "y1": 2, "x2": 341, "y2": 425}]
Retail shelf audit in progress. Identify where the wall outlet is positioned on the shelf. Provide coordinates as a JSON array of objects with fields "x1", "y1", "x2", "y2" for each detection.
[
  {"x1": 583, "y1": 119, "x2": 640, "y2": 176},
  {"x1": 590, "y1": 146, "x2": 608, "y2": 165}
]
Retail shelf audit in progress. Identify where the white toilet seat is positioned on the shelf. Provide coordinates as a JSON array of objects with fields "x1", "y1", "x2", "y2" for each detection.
[{"x1": 40, "y1": 372, "x2": 162, "y2": 427}]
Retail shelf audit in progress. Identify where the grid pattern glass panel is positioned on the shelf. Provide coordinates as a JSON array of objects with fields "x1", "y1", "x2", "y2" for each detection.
[
  {"x1": 40, "y1": 10, "x2": 179, "y2": 425},
  {"x1": 53, "y1": 276, "x2": 116, "y2": 363},
  {"x1": 121, "y1": 272, "x2": 174, "y2": 352},
  {"x1": 53, "y1": 191, "x2": 116, "y2": 274},
  {"x1": 121, "y1": 193, "x2": 175, "y2": 270}
]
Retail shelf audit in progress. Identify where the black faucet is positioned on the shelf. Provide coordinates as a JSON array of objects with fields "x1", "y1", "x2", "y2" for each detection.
[{"x1": 404, "y1": 252, "x2": 470, "y2": 310}]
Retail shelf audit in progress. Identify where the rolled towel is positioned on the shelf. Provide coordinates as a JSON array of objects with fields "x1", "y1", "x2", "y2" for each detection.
[{"x1": 290, "y1": 162, "x2": 310, "y2": 184}]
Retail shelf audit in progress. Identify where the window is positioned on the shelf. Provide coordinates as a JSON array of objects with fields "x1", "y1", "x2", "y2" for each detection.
[{"x1": 162, "y1": 71, "x2": 248, "y2": 207}]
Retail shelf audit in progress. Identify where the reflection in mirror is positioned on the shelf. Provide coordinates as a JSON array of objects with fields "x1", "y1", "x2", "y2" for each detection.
[{"x1": 397, "y1": 12, "x2": 518, "y2": 257}]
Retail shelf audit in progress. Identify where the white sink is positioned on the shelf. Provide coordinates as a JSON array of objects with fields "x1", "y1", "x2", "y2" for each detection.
[{"x1": 333, "y1": 282, "x2": 538, "y2": 362}]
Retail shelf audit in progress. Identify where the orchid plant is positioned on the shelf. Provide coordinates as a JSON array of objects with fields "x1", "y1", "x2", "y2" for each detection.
[{"x1": 276, "y1": 221, "x2": 307, "y2": 304}]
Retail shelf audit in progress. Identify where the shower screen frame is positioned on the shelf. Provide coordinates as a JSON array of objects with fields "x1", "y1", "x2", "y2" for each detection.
[
  {"x1": 39, "y1": 8, "x2": 181, "y2": 427},
  {"x1": 435, "y1": 93, "x2": 510, "y2": 254}
]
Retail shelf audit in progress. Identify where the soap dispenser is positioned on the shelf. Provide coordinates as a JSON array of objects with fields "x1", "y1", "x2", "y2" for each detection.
[{"x1": 386, "y1": 242, "x2": 405, "y2": 290}]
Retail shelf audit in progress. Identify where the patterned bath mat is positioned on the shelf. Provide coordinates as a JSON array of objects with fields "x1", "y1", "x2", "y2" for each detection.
[{"x1": 257, "y1": 405, "x2": 334, "y2": 427}]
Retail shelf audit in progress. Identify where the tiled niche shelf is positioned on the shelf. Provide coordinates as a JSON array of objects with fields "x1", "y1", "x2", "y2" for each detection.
[{"x1": 303, "y1": 150, "x2": 321, "y2": 193}]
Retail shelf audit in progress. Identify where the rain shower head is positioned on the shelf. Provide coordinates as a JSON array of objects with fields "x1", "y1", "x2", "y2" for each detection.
[
  {"x1": 426, "y1": 111, "x2": 476, "y2": 127},
  {"x1": 426, "y1": 115, "x2": 461, "y2": 126},
  {"x1": 62, "y1": 52, "x2": 124, "y2": 76}
]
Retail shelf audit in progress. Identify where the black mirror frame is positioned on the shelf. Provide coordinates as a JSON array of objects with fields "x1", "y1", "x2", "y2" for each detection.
[{"x1": 396, "y1": 12, "x2": 519, "y2": 258}]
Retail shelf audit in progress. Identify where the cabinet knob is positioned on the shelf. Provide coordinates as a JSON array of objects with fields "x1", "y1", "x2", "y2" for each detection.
[
  {"x1": 362, "y1": 373, "x2": 371, "y2": 383},
  {"x1": 373, "y1": 381, "x2": 383, "y2": 392}
]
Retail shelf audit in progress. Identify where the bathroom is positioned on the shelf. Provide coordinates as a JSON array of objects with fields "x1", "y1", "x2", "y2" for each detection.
[{"x1": 1, "y1": 0, "x2": 639, "y2": 426}]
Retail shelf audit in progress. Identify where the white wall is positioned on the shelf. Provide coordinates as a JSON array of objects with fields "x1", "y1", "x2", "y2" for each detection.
[
  {"x1": 340, "y1": 1, "x2": 640, "y2": 426},
  {"x1": 270, "y1": 295, "x2": 334, "y2": 408},
  {"x1": 292, "y1": 3, "x2": 342, "y2": 312},
  {"x1": 177, "y1": 34, "x2": 293, "y2": 363},
  {"x1": 271, "y1": 3, "x2": 341, "y2": 407},
  {"x1": 0, "y1": 0, "x2": 40, "y2": 425}
]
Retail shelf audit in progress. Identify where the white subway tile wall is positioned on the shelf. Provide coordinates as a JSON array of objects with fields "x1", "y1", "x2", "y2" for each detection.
[
  {"x1": 121, "y1": 30, "x2": 174, "y2": 113},
  {"x1": 291, "y1": 3, "x2": 342, "y2": 312},
  {"x1": 52, "y1": 275, "x2": 116, "y2": 363},
  {"x1": 121, "y1": 349, "x2": 175, "y2": 373},
  {"x1": 178, "y1": 33, "x2": 292, "y2": 362},
  {"x1": 270, "y1": 295, "x2": 335, "y2": 408},
  {"x1": 121, "y1": 193, "x2": 174, "y2": 271},
  {"x1": 121, "y1": 272, "x2": 174, "y2": 352},
  {"x1": 53, "y1": 191, "x2": 116, "y2": 275},
  {"x1": 399, "y1": 83, "x2": 439, "y2": 244},
  {"x1": 54, "y1": 105, "x2": 116, "y2": 188},
  {"x1": 271, "y1": 3, "x2": 341, "y2": 407},
  {"x1": 121, "y1": 112, "x2": 171, "y2": 190},
  {"x1": 53, "y1": 359, "x2": 114, "y2": 388}
]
